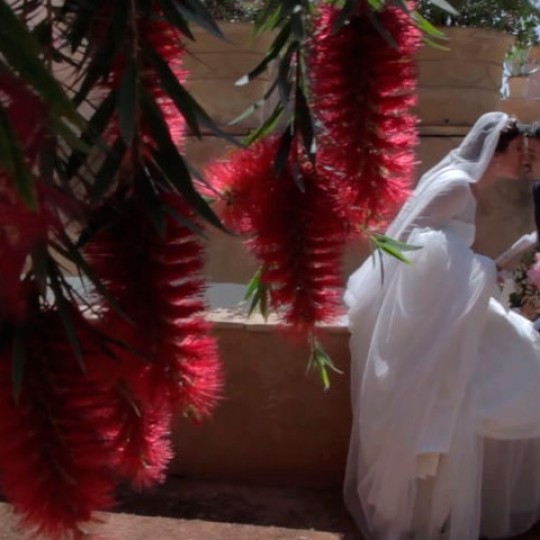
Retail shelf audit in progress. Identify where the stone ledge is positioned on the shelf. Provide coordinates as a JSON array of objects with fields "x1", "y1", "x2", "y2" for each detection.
[
  {"x1": 207, "y1": 306, "x2": 349, "y2": 334},
  {"x1": 0, "y1": 503, "x2": 345, "y2": 540}
]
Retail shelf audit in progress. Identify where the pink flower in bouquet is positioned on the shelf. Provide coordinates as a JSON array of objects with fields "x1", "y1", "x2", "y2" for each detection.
[{"x1": 527, "y1": 253, "x2": 540, "y2": 289}]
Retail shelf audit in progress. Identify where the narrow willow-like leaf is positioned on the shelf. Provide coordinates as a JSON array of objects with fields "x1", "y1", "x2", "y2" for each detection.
[
  {"x1": 47, "y1": 260, "x2": 85, "y2": 372},
  {"x1": 427, "y1": 0, "x2": 458, "y2": 15},
  {"x1": 244, "y1": 267, "x2": 263, "y2": 301},
  {"x1": 54, "y1": 231, "x2": 134, "y2": 324},
  {"x1": 65, "y1": 89, "x2": 117, "y2": 178},
  {"x1": 62, "y1": 0, "x2": 106, "y2": 53},
  {"x1": 243, "y1": 104, "x2": 286, "y2": 146},
  {"x1": 241, "y1": 21, "x2": 291, "y2": 83},
  {"x1": 228, "y1": 100, "x2": 264, "y2": 127},
  {"x1": 332, "y1": 0, "x2": 359, "y2": 33},
  {"x1": 91, "y1": 137, "x2": 126, "y2": 203},
  {"x1": 73, "y1": 0, "x2": 128, "y2": 104},
  {"x1": 139, "y1": 165, "x2": 166, "y2": 236},
  {"x1": 157, "y1": 0, "x2": 195, "y2": 40},
  {"x1": 307, "y1": 336, "x2": 342, "y2": 391},
  {"x1": 12, "y1": 331, "x2": 26, "y2": 403},
  {"x1": 0, "y1": 105, "x2": 36, "y2": 208},
  {"x1": 412, "y1": 11, "x2": 449, "y2": 41},
  {"x1": 295, "y1": 85, "x2": 315, "y2": 162},
  {"x1": 255, "y1": 0, "x2": 288, "y2": 33},
  {"x1": 143, "y1": 43, "x2": 238, "y2": 145},
  {"x1": 117, "y1": 56, "x2": 139, "y2": 146},
  {"x1": 371, "y1": 234, "x2": 422, "y2": 264},
  {"x1": 277, "y1": 41, "x2": 297, "y2": 106},
  {"x1": 274, "y1": 127, "x2": 293, "y2": 176},
  {"x1": 0, "y1": 0, "x2": 81, "y2": 125},
  {"x1": 244, "y1": 267, "x2": 269, "y2": 319},
  {"x1": 373, "y1": 234, "x2": 422, "y2": 252},
  {"x1": 369, "y1": 9, "x2": 398, "y2": 49},
  {"x1": 141, "y1": 90, "x2": 227, "y2": 232},
  {"x1": 169, "y1": 0, "x2": 224, "y2": 39}
]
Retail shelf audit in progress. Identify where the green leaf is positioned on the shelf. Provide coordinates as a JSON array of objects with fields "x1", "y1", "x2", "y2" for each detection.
[
  {"x1": 243, "y1": 103, "x2": 285, "y2": 146},
  {"x1": 245, "y1": 267, "x2": 270, "y2": 319},
  {"x1": 411, "y1": 11, "x2": 449, "y2": 41},
  {"x1": 332, "y1": 0, "x2": 359, "y2": 33},
  {"x1": 228, "y1": 99, "x2": 264, "y2": 127},
  {"x1": 0, "y1": 0, "x2": 81, "y2": 125},
  {"x1": 369, "y1": 10, "x2": 398, "y2": 49},
  {"x1": 161, "y1": 192, "x2": 207, "y2": 237},
  {"x1": 12, "y1": 331, "x2": 26, "y2": 403},
  {"x1": 139, "y1": 165, "x2": 166, "y2": 236},
  {"x1": 274, "y1": 127, "x2": 293, "y2": 176},
  {"x1": 371, "y1": 234, "x2": 422, "y2": 264},
  {"x1": 156, "y1": 0, "x2": 195, "y2": 40},
  {"x1": 53, "y1": 231, "x2": 134, "y2": 324},
  {"x1": 255, "y1": 0, "x2": 287, "y2": 33},
  {"x1": 117, "y1": 56, "x2": 139, "y2": 146},
  {"x1": 244, "y1": 267, "x2": 263, "y2": 301},
  {"x1": 307, "y1": 336, "x2": 342, "y2": 391},
  {"x1": 51, "y1": 118, "x2": 91, "y2": 154},
  {"x1": 427, "y1": 0, "x2": 458, "y2": 16},
  {"x1": 0, "y1": 105, "x2": 36, "y2": 208},
  {"x1": 73, "y1": 0, "x2": 128, "y2": 105},
  {"x1": 141, "y1": 90, "x2": 228, "y2": 232},
  {"x1": 295, "y1": 85, "x2": 315, "y2": 161},
  {"x1": 239, "y1": 21, "x2": 292, "y2": 84},
  {"x1": 277, "y1": 41, "x2": 297, "y2": 105},
  {"x1": 63, "y1": 0, "x2": 106, "y2": 53},
  {"x1": 47, "y1": 260, "x2": 85, "y2": 372},
  {"x1": 91, "y1": 137, "x2": 127, "y2": 203},
  {"x1": 143, "y1": 43, "x2": 238, "y2": 145},
  {"x1": 168, "y1": 0, "x2": 224, "y2": 40},
  {"x1": 373, "y1": 234, "x2": 423, "y2": 252},
  {"x1": 65, "y1": 89, "x2": 117, "y2": 179}
]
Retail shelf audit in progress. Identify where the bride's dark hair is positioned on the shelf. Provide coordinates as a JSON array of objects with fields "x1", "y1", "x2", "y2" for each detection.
[{"x1": 494, "y1": 117, "x2": 523, "y2": 153}]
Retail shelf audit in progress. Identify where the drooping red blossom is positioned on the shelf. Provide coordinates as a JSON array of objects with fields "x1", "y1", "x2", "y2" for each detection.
[
  {"x1": 206, "y1": 137, "x2": 349, "y2": 336},
  {"x1": 86, "y1": 194, "x2": 221, "y2": 422},
  {"x1": 0, "y1": 309, "x2": 121, "y2": 538},
  {"x1": 203, "y1": 142, "x2": 280, "y2": 233},
  {"x1": 310, "y1": 0, "x2": 421, "y2": 229},
  {"x1": 111, "y1": 389, "x2": 173, "y2": 489}
]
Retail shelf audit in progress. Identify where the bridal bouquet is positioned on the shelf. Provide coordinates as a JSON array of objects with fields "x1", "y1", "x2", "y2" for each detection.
[{"x1": 509, "y1": 249, "x2": 540, "y2": 320}]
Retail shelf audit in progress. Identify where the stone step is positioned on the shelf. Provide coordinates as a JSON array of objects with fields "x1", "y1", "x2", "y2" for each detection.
[
  {"x1": 0, "y1": 478, "x2": 360, "y2": 539},
  {"x1": 0, "y1": 506, "x2": 346, "y2": 540}
]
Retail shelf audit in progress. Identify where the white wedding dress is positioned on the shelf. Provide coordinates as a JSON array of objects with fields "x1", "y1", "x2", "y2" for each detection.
[{"x1": 344, "y1": 113, "x2": 540, "y2": 540}]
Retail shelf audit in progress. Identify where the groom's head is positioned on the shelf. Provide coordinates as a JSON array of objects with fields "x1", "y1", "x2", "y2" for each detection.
[{"x1": 526, "y1": 121, "x2": 540, "y2": 178}]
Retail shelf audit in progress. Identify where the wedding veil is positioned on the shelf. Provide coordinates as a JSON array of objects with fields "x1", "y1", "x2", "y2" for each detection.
[{"x1": 387, "y1": 111, "x2": 511, "y2": 241}]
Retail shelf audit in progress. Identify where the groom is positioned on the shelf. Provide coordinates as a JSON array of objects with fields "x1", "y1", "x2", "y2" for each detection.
[{"x1": 526, "y1": 122, "x2": 540, "y2": 238}]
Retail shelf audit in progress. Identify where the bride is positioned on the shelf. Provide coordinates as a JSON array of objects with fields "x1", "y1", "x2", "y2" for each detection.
[{"x1": 344, "y1": 112, "x2": 540, "y2": 540}]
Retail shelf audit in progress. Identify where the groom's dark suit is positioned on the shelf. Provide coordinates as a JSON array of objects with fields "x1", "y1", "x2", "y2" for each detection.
[{"x1": 534, "y1": 181, "x2": 540, "y2": 239}]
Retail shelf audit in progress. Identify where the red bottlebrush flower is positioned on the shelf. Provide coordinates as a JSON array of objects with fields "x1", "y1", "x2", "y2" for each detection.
[
  {"x1": 206, "y1": 137, "x2": 349, "y2": 336},
  {"x1": 310, "y1": 0, "x2": 421, "y2": 230},
  {"x1": 0, "y1": 309, "x2": 121, "y2": 538},
  {"x1": 84, "y1": 192, "x2": 222, "y2": 483},
  {"x1": 111, "y1": 386, "x2": 173, "y2": 489},
  {"x1": 203, "y1": 142, "x2": 280, "y2": 234}
]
